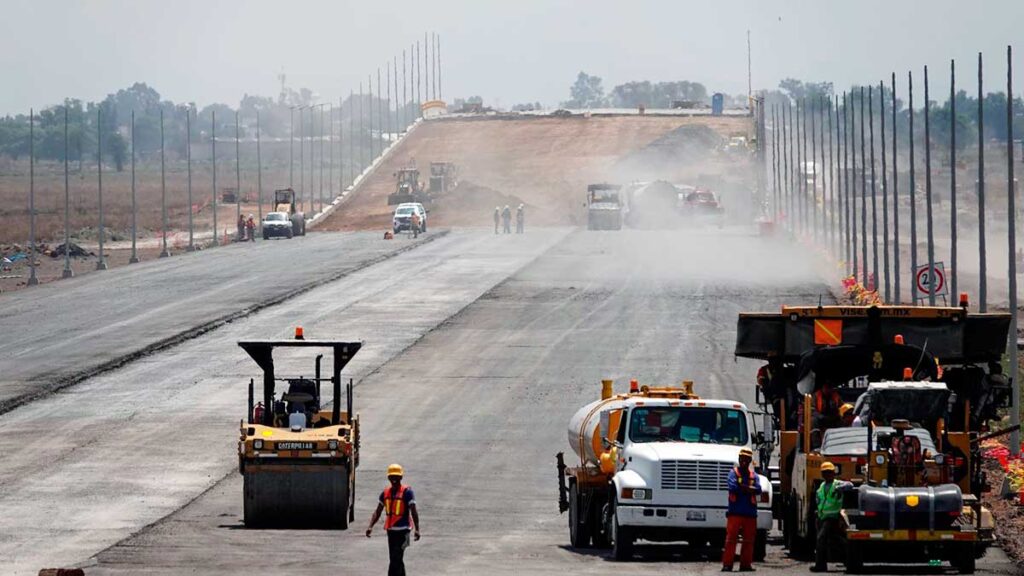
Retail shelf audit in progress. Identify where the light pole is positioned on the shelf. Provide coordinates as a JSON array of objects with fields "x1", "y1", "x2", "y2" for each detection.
[
  {"x1": 130, "y1": 110, "x2": 139, "y2": 263},
  {"x1": 62, "y1": 105, "x2": 73, "y2": 279},
  {"x1": 186, "y1": 106, "x2": 195, "y2": 251},
  {"x1": 160, "y1": 108, "x2": 170, "y2": 257},
  {"x1": 28, "y1": 108, "x2": 37, "y2": 285}
]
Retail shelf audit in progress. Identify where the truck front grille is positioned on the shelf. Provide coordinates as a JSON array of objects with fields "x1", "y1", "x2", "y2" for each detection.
[{"x1": 661, "y1": 460, "x2": 733, "y2": 491}]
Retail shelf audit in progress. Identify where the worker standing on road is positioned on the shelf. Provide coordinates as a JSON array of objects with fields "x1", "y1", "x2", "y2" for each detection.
[
  {"x1": 494, "y1": 206, "x2": 500, "y2": 234},
  {"x1": 502, "y1": 205, "x2": 512, "y2": 234},
  {"x1": 721, "y1": 447, "x2": 761, "y2": 572},
  {"x1": 411, "y1": 211, "x2": 422, "y2": 239},
  {"x1": 811, "y1": 461, "x2": 852, "y2": 572},
  {"x1": 367, "y1": 463, "x2": 420, "y2": 576},
  {"x1": 516, "y1": 204, "x2": 524, "y2": 233},
  {"x1": 237, "y1": 214, "x2": 246, "y2": 242},
  {"x1": 246, "y1": 214, "x2": 256, "y2": 242}
]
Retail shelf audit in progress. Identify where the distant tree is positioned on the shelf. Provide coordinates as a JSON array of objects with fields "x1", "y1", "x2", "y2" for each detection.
[
  {"x1": 778, "y1": 78, "x2": 834, "y2": 104},
  {"x1": 565, "y1": 72, "x2": 606, "y2": 108}
]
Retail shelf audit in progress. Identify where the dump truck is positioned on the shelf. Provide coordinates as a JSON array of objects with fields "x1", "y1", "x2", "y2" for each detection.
[
  {"x1": 429, "y1": 162, "x2": 458, "y2": 195},
  {"x1": 237, "y1": 331, "x2": 362, "y2": 528},
  {"x1": 273, "y1": 188, "x2": 306, "y2": 236},
  {"x1": 735, "y1": 302, "x2": 1011, "y2": 573},
  {"x1": 388, "y1": 168, "x2": 427, "y2": 206},
  {"x1": 556, "y1": 379, "x2": 772, "y2": 561},
  {"x1": 586, "y1": 183, "x2": 623, "y2": 230}
]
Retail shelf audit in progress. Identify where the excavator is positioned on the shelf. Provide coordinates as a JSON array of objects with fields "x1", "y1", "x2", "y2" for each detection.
[{"x1": 237, "y1": 329, "x2": 362, "y2": 528}]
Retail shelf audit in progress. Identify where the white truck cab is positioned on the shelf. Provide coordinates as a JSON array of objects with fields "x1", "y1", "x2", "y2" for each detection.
[{"x1": 559, "y1": 382, "x2": 772, "y2": 560}]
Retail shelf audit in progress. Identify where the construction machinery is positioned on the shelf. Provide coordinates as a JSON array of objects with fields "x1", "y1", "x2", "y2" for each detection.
[
  {"x1": 388, "y1": 168, "x2": 428, "y2": 206},
  {"x1": 735, "y1": 302, "x2": 1011, "y2": 573},
  {"x1": 237, "y1": 331, "x2": 362, "y2": 528},
  {"x1": 429, "y1": 162, "x2": 458, "y2": 195},
  {"x1": 586, "y1": 184, "x2": 623, "y2": 230},
  {"x1": 273, "y1": 188, "x2": 306, "y2": 236},
  {"x1": 557, "y1": 379, "x2": 771, "y2": 560}
]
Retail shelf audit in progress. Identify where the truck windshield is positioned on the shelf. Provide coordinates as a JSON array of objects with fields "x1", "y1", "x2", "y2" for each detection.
[
  {"x1": 265, "y1": 213, "x2": 287, "y2": 221},
  {"x1": 629, "y1": 406, "x2": 747, "y2": 445}
]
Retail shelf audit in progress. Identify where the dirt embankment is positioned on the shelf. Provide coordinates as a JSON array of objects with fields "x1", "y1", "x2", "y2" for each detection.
[{"x1": 316, "y1": 115, "x2": 754, "y2": 232}]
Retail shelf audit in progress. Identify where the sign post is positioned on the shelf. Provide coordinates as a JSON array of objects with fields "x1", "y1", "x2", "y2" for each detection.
[{"x1": 913, "y1": 262, "x2": 948, "y2": 304}]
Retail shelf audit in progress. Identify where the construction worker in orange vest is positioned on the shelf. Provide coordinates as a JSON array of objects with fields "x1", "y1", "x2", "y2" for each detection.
[
  {"x1": 722, "y1": 447, "x2": 761, "y2": 572},
  {"x1": 366, "y1": 463, "x2": 421, "y2": 576},
  {"x1": 812, "y1": 381, "x2": 843, "y2": 433}
]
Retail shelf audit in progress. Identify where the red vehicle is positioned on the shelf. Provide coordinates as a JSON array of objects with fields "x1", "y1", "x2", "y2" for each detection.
[{"x1": 680, "y1": 188, "x2": 725, "y2": 227}]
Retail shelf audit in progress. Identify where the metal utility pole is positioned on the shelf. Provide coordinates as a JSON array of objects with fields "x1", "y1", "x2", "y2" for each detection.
[
  {"x1": 329, "y1": 104, "x2": 334, "y2": 204},
  {"x1": 432, "y1": 32, "x2": 438, "y2": 100},
  {"x1": 403, "y1": 49, "x2": 408, "y2": 129},
  {"x1": 386, "y1": 61, "x2": 392, "y2": 144},
  {"x1": 349, "y1": 91, "x2": 355, "y2": 187},
  {"x1": 257, "y1": 111, "x2": 263, "y2": 236},
  {"x1": 789, "y1": 102, "x2": 796, "y2": 232},
  {"x1": 746, "y1": 30, "x2": 752, "y2": 103},
  {"x1": 212, "y1": 111, "x2": 219, "y2": 246},
  {"x1": 62, "y1": 105, "x2": 73, "y2": 278},
  {"x1": 437, "y1": 34, "x2": 442, "y2": 101},
  {"x1": 909, "y1": 72, "x2": 918, "y2": 302},
  {"x1": 869, "y1": 88, "x2": 879, "y2": 295},
  {"x1": 187, "y1": 107, "x2": 195, "y2": 251},
  {"x1": 828, "y1": 96, "x2": 836, "y2": 255},
  {"x1": 801, "y1": 100, "x2": 809, "y2": 234},
  {"x1": 393, "y1": 56, "x2": 399, "y2": 136},
  {"x1": 843, "y1": 93, "x2": 852, "y2": 273},
  {"x1": 417, "y1": 41, "x2": 422, "y2": 115},
  {"x1": 130, "y1": 110, "x2": 139, "y2": 263},
  {"x1": 358, "y1": 83, "x2": 364, "y2": 172},
  {"x1": 811, "y1": 99, "x2": 818, "y2": 242},
  {"x1": 782, "y1": 104, "x2": 790, "y2": 229},
  {"x1": 425, "y1": 32, "x2": 431, "y2": 100},
  {"x1": 28, "y1": 108, "x2": 37, "y2": 285},
  {"x1": 860, "y1": 88, "x2": 868, "y2": 287},
  {"x1": 96, "y1": 107, "x2": 107, "y2": 270},
  {"x1": 851, "y1": 91, "x2": 860, "y2": 281},
  {"x1": 880, "y1": 82, "x2": 890, "y2": 302},
  {"x1": 369, "y1": 74, "x2": 375, "y2": 160},
  {"x1": 299, "y1": 107, "x2": 305, "y2": 211},
  {"x1": 320, "y1": 104, "x2": 325, "y2": 212},
  {"x1": 950, "y1": 59, "x2": 959, "y2": 299},
  {"x1": 771, "y1": 105, "x2": 778, "y2": 218},
  {"x1": 820, "y1": 98, "x2": 827, "y2": 246},
  {"x1": 377, "y1": 68, "x2": 384, "y2": 154},
  {"x1": 892, "y1": 74, "x2": 901, "y2": 303},
  {"x1": 235, "y1": 111, "x2": 241, "y2": 226},
  {"x1": 924, "y1": 66, "x2": 937, "y2": 305},
  {"x1": 978, "y1": 52, "x2": 987, "y2": 312},
  {"x1": 160, "y1": 108, "x2": 170, "y2": 257},
  {"x1": 290, "y1": 107, "x2": 295, "y2": 188},
  {"x1": 1006, "y1": 45, "x2": 1020, "y2": 456},
  {"x1": 311, "y1": 103, "x2": 317, "y2": 213}
]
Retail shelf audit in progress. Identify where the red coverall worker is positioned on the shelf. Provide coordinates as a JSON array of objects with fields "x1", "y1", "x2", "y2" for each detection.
[{"x1": 722, "y1": 448, "x2": 761, "y2": 572}]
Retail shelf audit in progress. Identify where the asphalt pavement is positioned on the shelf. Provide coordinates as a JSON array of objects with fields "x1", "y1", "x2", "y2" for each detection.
[
  {"x1": 7, "y1": 226, "x2": 1016, "y2": 575},
  {"x1": 0, "y1": 231, "x2": 438, "y2": 412}
]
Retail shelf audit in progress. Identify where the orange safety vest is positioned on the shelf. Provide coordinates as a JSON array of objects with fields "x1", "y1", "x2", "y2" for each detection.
[
  {"x1": 382, "y1": 484, "x2": 411, "y2": 530},
  {"x1": 815, "y1": 389, "x2": 840, "y2": 414},
  {"x1": 729, "y1": 467, "x2": 757, "y2": 507}
]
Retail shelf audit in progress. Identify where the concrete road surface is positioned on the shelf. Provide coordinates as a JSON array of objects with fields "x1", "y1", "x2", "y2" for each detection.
[
  {"x1": 0, "y1": 231, "x2": 437, "y2": 412},
  {"x1": 8, "y1": 227, "x2": 1016, "y2": 575}
]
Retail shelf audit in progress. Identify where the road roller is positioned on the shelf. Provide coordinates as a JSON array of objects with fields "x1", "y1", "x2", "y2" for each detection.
[{"x1": 237, "y1": 329, "x2": 362, "y2": 528}]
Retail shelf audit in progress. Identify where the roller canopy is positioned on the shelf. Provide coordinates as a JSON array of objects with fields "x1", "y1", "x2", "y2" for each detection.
[{"x1": 735, "y1": 306, "x2": 1010, "y2": 364}]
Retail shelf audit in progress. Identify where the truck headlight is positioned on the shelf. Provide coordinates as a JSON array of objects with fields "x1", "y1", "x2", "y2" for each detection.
[
  {"x1": 622, "y1": 488, "x2": 652, "y2": 500},
  {"x1": 253, "y1": 440, "x2": 263, "y2": 450},
  {"x1": 328, "y1": 440, "x2": 339, "y2": 451}
]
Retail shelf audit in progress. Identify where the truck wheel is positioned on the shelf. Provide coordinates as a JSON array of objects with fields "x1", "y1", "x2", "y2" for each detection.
[
  {"x1": 955, "y1": 544, "x2": 976, "y2": 574},
  {"x1": 754, "y1": 529, "x2": 767, "y2": 562},
  {"x1": 568, "y1": 483, "x2": 591, "y2": 548},
  {"x1": 610, "y1": 504, "x2": 634, "y2": 561},
  {"x1": 844, "y1": 540, "x2": 863, "y2": 573},
  {"x1": 590, "y1": 497, "x2": 610, "y2": 549},
  {"x1": 286, "y1": 229, "x2": 293, "y2": 239}
]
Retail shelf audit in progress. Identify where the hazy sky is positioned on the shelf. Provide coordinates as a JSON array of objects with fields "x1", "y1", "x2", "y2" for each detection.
[{"x1": 2, "y1": 0, "x2": 1023, "y2": 115}]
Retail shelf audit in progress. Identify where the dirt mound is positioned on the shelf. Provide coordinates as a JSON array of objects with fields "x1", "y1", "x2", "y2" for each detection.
[
  {"x1": 431, "y1": 181, "x2": 528, "y2": 227},
  {"x1": 316, "y1": 115, "x2": 754, "y2": 232}
]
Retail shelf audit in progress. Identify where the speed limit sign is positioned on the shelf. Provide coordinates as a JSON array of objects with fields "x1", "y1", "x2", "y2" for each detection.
[{"x1": 913, "y1": 262, "x2": 947, "y2": 301}]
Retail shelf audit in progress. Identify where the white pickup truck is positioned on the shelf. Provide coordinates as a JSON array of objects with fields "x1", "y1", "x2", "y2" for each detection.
[{"x1": 558, "y1": 381, "x2": 772, "y2": 560}]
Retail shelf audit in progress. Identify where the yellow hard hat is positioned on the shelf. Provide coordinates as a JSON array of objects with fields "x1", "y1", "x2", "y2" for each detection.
[
  {"x1": 820, "y1": 461, "x2": 836, "y2": 473},
  {"x1": 386, "y1": 463, "x2": 404, "y2": 477},
  {"x1": 839, "y1": 403, "x2": 855, "y2": 417},
  {"x1": 738, "y1": 448, "x2": 754, "y2": 458}
]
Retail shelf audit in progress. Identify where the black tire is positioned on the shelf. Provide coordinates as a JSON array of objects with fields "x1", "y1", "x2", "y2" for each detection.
[
  {"x1": 844, "y1": 540, "x2": 863, "y2": 573},
  {"x1": 568, "y1": 482, "x2": 591, "y2": 548},
  {"x1": 955, "y1": 544, "x2": 976, "y2": 574},
  {"x1": 610, "y1": 503, "x2": 634, "y2": 561},
  {"x1": 785, "y1": 496, "x2": 812, "y2": 558},
  {"x1": 262, "y1": 232, "x2": 269, "y2": 240},
  {"x1": 754, "y1": 529, "x2": 768, "y2": 562},
  {"x1": 286, "y1": 229, "x2": 293, "y2": 239}
]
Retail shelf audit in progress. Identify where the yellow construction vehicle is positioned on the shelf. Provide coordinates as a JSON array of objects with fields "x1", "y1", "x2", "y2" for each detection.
[
  {"x1": 735, "y1": 303, "x2": 1011, "y2": 573},
  {"x1": 237, "y1": 329, "x2": 362, "y2": 528}
]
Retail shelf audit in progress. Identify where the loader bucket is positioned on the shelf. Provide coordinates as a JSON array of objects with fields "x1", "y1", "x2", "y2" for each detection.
[{"x1": 243, "y1": 462, "x2": 351, "y2": 529}]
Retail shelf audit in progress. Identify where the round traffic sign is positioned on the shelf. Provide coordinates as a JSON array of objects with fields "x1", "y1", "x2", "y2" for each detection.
[{"x1": 915, "y1": 265, "x2": 945, "y2": 295}]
